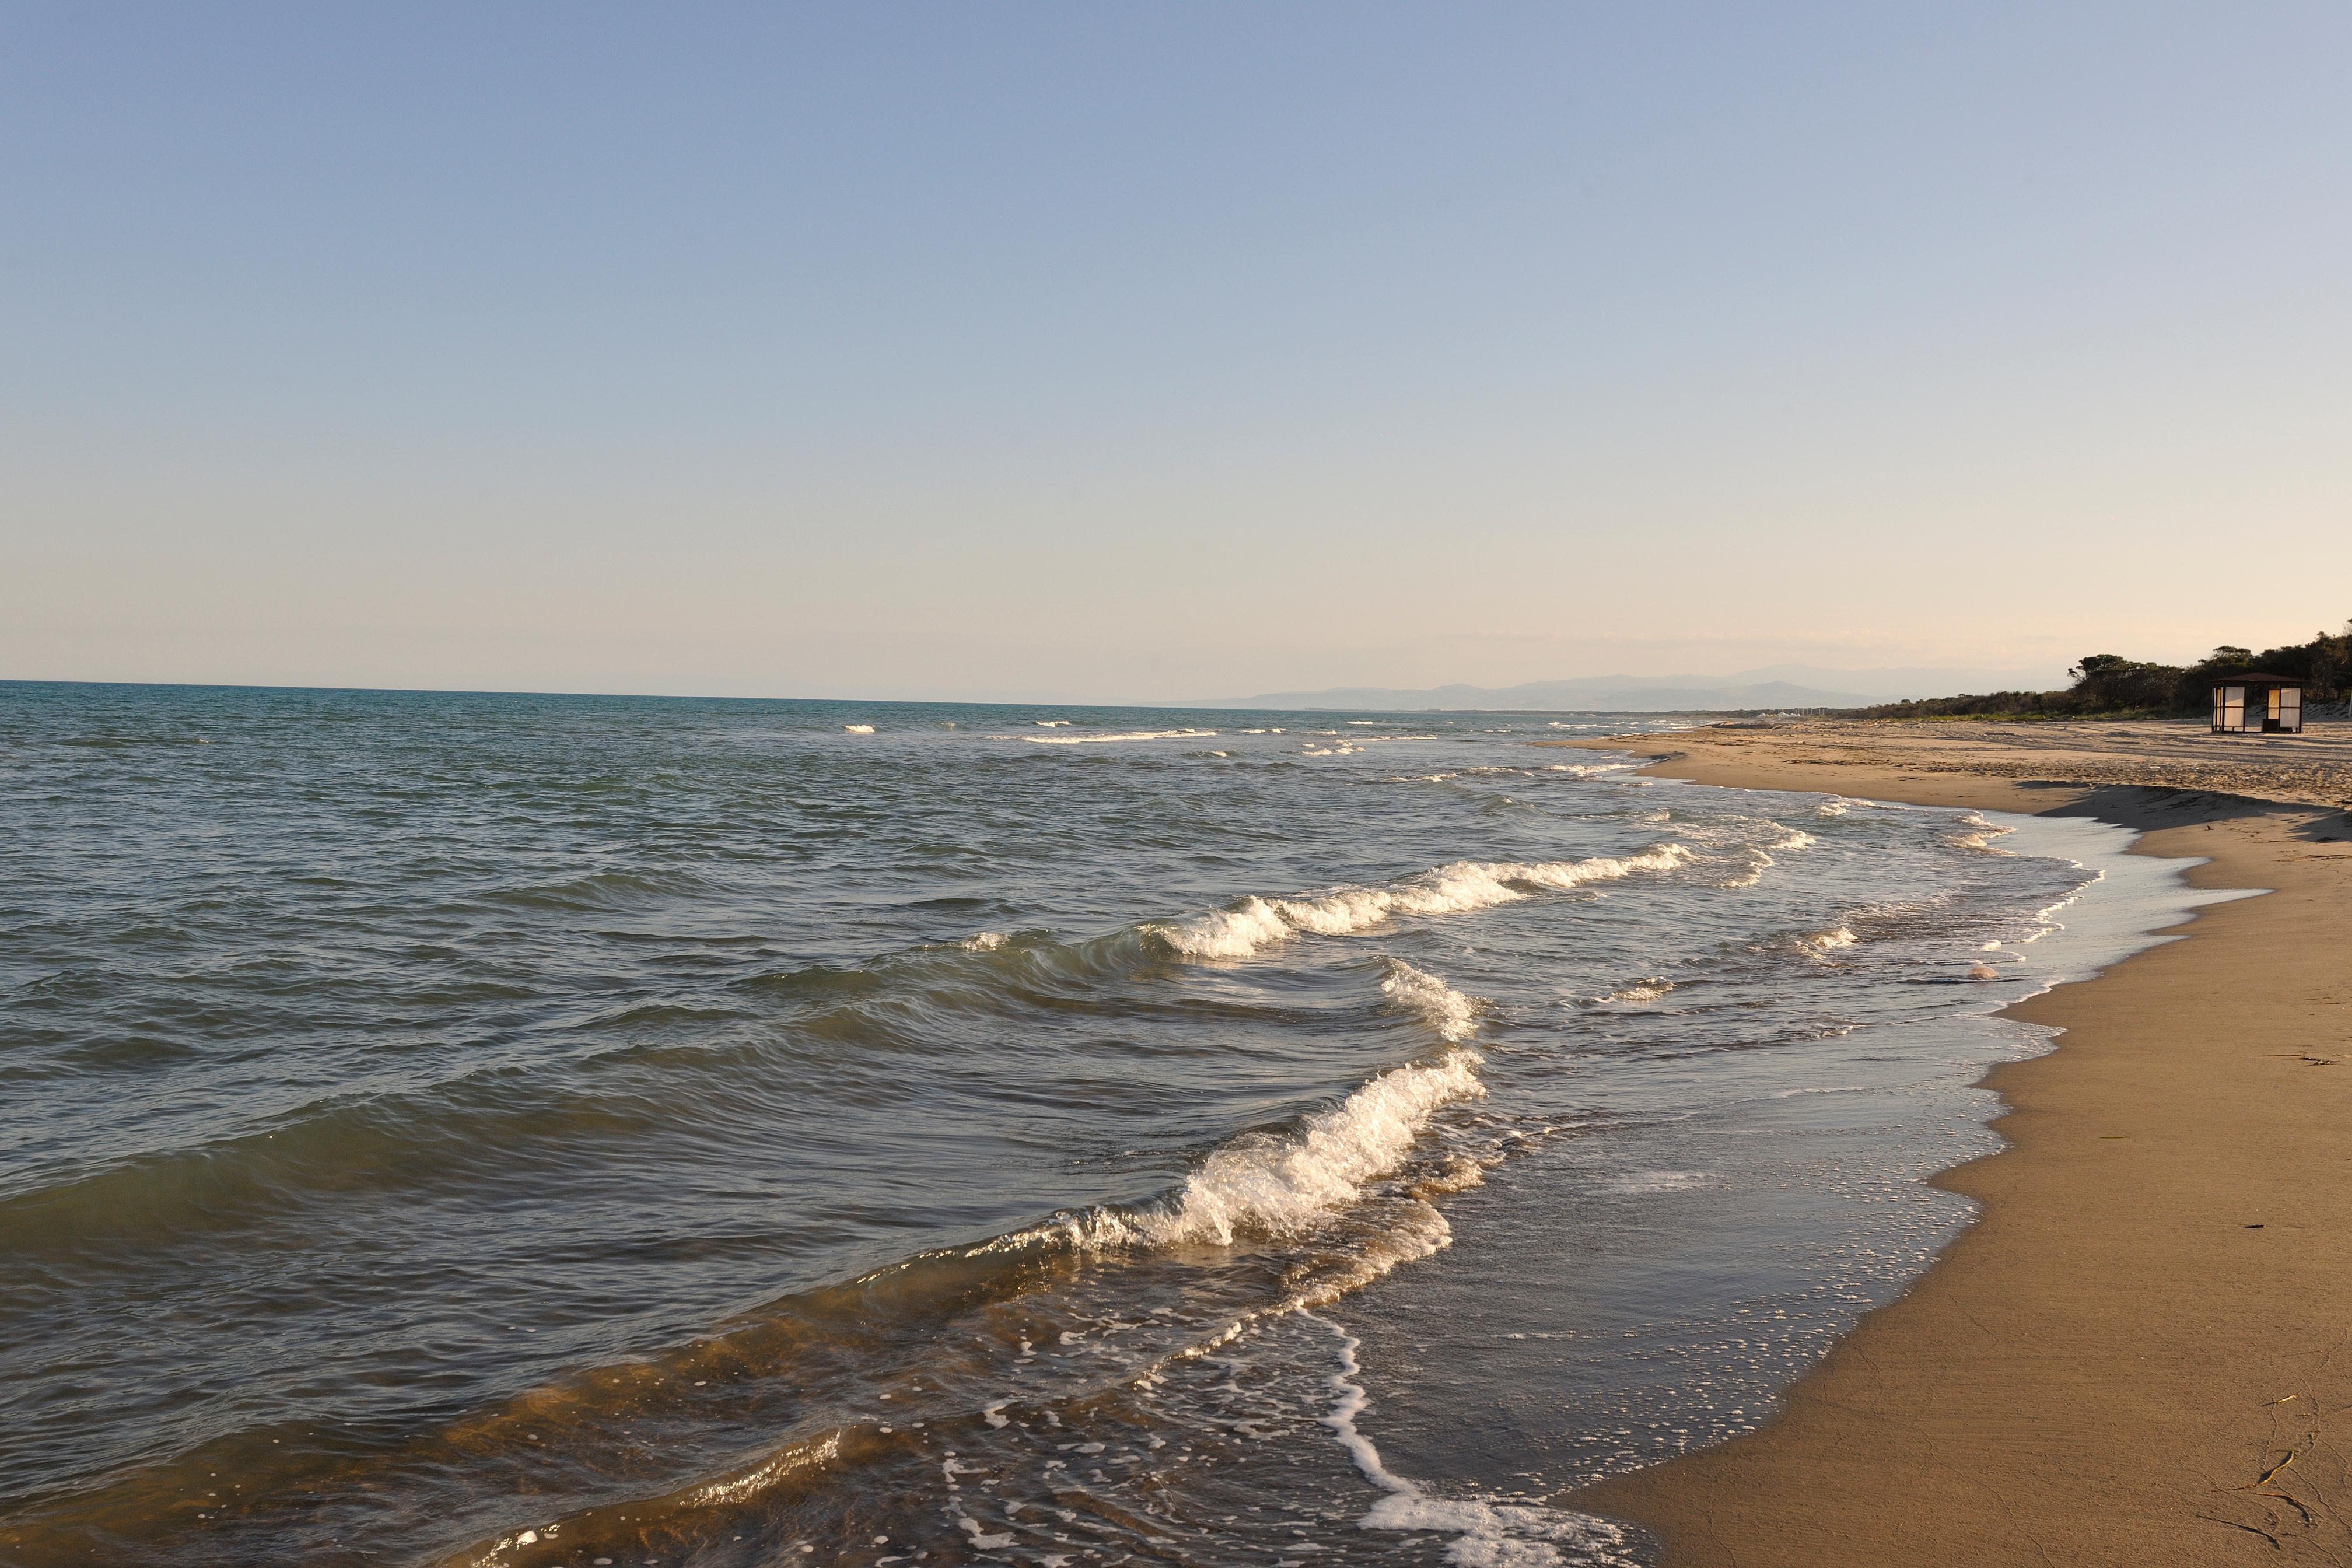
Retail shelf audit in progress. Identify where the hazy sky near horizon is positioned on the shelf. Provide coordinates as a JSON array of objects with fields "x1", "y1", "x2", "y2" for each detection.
[{"x1": 7, "y1": 4, "x2": 2348, "y2": 701}]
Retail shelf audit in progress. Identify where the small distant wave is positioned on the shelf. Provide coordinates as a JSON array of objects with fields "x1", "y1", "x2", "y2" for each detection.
[
  {"x1": 1801, "y1": 926, "x2": 1858, "y2": 954},
  {"x1": 478, "y1": 868, "x2": 713, "y2": 913},
  {"x1": 842, "y1": 724, "x2": 875, "y2": 734},
  {"x1": 1380, "y1": 960, "x2": 1481, "y2": 1043},
  {"x1": 54, "y1": 734, "x2": 216, "y2": 748},
  {"x1": 1032, "y1": 719, "x2": 1070, "y2": 727},
  {"x1": 1150, "y1": 844, "x2": 1694, "y2": 960},
  {"x1": 1024, "y1": 728, "x2": 1216, "y2": 746},
  {"x1": 1605, "y1": 1169, "x2": 1714, "y2": 1194},
  {"x1": 1590, "y1": 977, "x2": 1673, "y2": 1005},
  {"x1": 1951, "y1": 812, "x2": 2017, "y2": 854}
]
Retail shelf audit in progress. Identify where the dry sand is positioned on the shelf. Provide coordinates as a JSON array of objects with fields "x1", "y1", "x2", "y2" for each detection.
[{"x1": 1551, "y1": 718, "x2": 2352, "y2": 1566}]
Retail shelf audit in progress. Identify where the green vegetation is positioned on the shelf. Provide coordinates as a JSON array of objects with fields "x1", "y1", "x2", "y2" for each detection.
[{"x1": 1844, "y1": 622, "x2": 2352, "y2": 720}]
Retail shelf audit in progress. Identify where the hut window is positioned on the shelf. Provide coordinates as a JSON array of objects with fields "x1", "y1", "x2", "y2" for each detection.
[
  {"x1": 2281, "y1": 686, "x2": 2302, "y2": 729},
  {"x1": 2221, "y1": 685, "x2": 2245, "y2": 730}
]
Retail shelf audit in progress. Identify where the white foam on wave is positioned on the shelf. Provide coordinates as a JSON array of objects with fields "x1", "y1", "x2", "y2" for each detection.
[
  {"x1": 959, "y1": 931, "x2": 1008, "y2": 952},
  {"x1": 1590, "y1": 977, "x2": 1672, "y2": 1005},
  {"x1": 1013, "y1": 1049, "x2": 1488, "y2": 1255},
  {"x1": 1024, "y1": 728, "x2": 1216, "y2": 746},
  {"x1": 1152, "y1": 844, "x2": 1693, "y2": 960},
  {"x1": 1380, "y1": 960, "x2": 1482, "y2": 1042},
  {"x1": 2010, "y1": 877, "x2": 2098, "y2": 944},
  {"x1": 1951, "y1": 811, "x2": 2018, "y2": 855},
  {"x1": 842, "y1": 724, "x2": 876, "y2": 734},
  {"x1": 1310, "y1": 1313, "x2": 1633, "y2": 1567},
  {"x1": 1129, "y1": 1052, "x2": 1486, "y2": 1247},
  {"x1": 1802, "y1": 926, "x2": 1858, "y2": 953}
]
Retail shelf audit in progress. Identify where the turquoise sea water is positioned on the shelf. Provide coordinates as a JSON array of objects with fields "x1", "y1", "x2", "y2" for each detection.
[{"x1": 0, "y1": 683, "x2": 2214, "y2": 1566}]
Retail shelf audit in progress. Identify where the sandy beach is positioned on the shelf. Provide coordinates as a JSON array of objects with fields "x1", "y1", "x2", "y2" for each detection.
[{"x1": 1556, "y1": 718, "x2": 2352, "y2": 1565}]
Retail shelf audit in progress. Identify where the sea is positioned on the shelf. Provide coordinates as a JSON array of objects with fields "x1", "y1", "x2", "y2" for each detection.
[{"x1": 0, "y1": 683, "x2": 2231, "y2": 1568}]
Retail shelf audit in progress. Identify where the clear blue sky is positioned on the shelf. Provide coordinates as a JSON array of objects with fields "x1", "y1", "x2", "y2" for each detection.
[{"x1": 6, "y1": 4, "x2": 2347, "y2": 699}]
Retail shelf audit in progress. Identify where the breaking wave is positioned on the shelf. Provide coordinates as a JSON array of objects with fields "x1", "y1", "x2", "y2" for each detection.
[
  {"x1": 1380, "y1": 960, "x2": 1482, "y2": 1043},
  {"x1": 1063, "y1": 1049, "x2": 1488, "y2": 1250},
  {"x1": 1951, "y1": 812, "x2": 2017, "y2": 853},
  {"x1": 1591, "y1": 978, "x2": 1674, "y2": 1005},
  {"x1": 1152, "y1": 844, "x2": 1694, "y2": 960},
  {"x1": 1024, "y1": 728, "x2": 1217, "y2": 746}
]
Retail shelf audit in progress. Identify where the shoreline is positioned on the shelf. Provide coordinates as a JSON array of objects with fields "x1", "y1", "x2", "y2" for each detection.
[{"x1": 1556, "y1": 723, "x2": 2352, "y2": 1566}]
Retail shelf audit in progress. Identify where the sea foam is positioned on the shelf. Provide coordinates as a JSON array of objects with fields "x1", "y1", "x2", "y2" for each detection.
[{"x1": 1312, "y1": 1314, "x2": 1634, "y2": 1567}]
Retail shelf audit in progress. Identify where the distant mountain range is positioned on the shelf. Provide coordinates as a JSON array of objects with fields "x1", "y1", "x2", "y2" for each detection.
[{"x1": 1175, "y1": 665, "x2": 2060, "y2": 713}]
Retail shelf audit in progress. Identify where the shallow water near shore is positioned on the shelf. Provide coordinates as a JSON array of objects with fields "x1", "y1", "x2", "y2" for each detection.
[{"x1": 0, "y1": 684, "x2": 2231, "y2": 1567}]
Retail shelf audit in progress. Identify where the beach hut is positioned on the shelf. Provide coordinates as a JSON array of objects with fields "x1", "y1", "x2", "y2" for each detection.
[{"x1": 2209, "y1": 673, "x2": 2305, "y2": 734}]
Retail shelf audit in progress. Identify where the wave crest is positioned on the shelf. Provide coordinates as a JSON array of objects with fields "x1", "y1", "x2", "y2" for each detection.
[
  {"x1": 1041, "y1": 1052, "x2": 1486, "y2": 1251},
  {"x1": 1023, "y1": 728, "x2": 1216, "y2": 746},
  {"x1": 1380, "y1": 960, "x2": 1482, "y2": 1043},
  {"x1": 1152, "y1": 844, "x2": 1693, "y2": 960}
]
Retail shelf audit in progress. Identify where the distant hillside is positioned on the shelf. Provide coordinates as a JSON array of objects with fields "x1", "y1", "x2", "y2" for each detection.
[
  {"x1": 1178, "y1": 665, "x2": 2056, "y2": 714},
  {"x1": 1843, "y1": 624, "x2": 2351, "y2": 719}
]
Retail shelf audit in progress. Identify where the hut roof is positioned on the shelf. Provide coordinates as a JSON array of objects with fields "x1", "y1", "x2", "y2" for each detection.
[{"x1": 2208, "y1": 671, "x2": 2304, "y2": 686}]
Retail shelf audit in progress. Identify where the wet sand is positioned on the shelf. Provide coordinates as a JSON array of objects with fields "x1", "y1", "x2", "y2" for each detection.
[{"x1": 1554, "y1": 719, "x2": 2352, "y2": 1566}]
